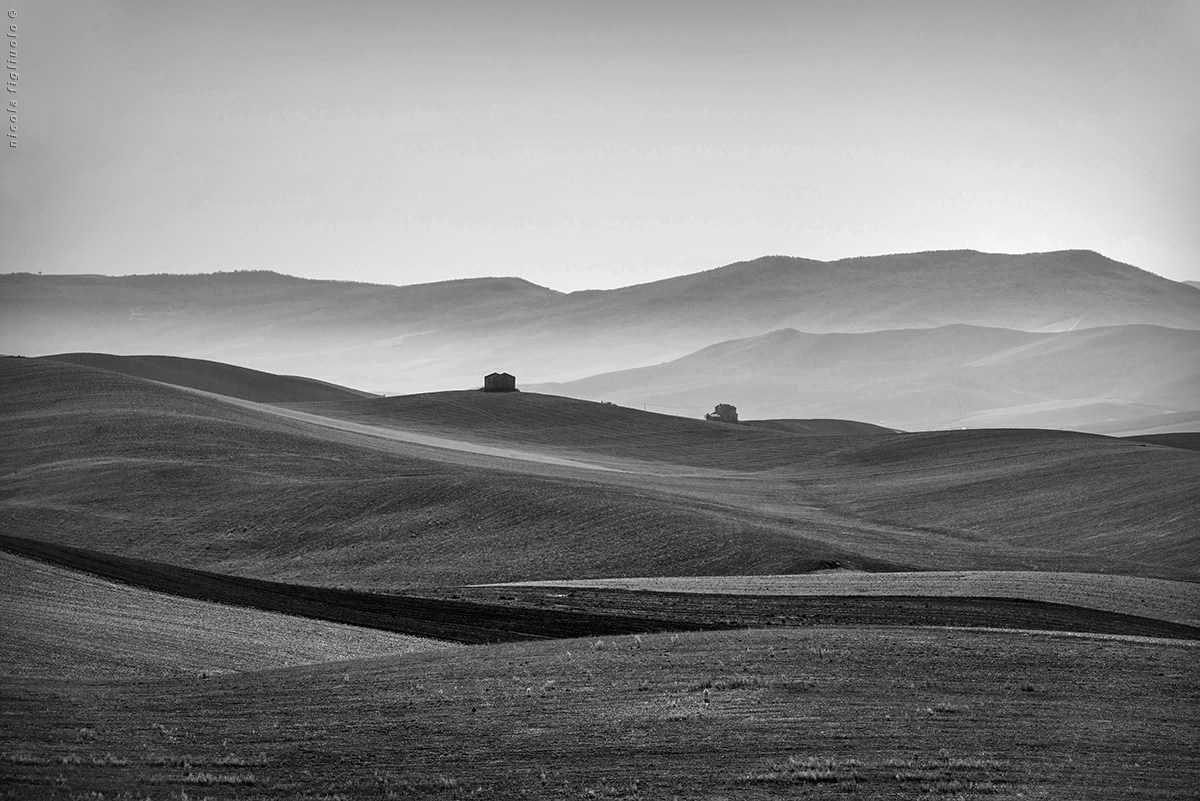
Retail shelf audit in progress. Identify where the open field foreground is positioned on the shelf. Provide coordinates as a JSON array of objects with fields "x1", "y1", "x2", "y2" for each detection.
[
  {"x1": 0, "y1": 552, "x2": 455, "y2": 682},
  {"x1": 2, "y1": 627, "x2": 1197, "y2": 799}
]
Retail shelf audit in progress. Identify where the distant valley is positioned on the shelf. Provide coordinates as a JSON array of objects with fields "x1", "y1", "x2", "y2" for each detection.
[
  {"x1": 532, "y1": 323, "x2": 1200, "y2": 434},
  {"x1": 3, "y1": 248, "x2": 1198, "y2": 433}
]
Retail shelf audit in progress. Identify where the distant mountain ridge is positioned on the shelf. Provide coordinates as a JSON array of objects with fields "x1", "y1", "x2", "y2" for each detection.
[
  {"x1": 530, "y1": 323, "x2": 1200, "y2": 434},
  {"x1": 3, "y1": 250, "x2": 1198, "y2": 401}
]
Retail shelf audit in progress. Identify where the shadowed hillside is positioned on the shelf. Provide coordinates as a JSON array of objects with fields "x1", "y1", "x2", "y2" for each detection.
[
  {"x1": 4, "y1": 250, "x2": 1198, "y2": 395},
  {"x1": 3, "y1": 357, "x2": 1197, "y2": 588},
  {"x1": 1123, "y1": 432, "x2": 1200, "y2": 452},
  {"x1": 531, "y1": 323, "x2": 1200, "y2": 433},
  {"x1": 41, "y1": 353, "x2": 376, "y2": 403}
]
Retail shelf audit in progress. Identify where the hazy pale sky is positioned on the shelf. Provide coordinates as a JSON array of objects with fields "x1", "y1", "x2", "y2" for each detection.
[{"x1": 2, "y1": 0, "x2": 1198, "y2": 290}]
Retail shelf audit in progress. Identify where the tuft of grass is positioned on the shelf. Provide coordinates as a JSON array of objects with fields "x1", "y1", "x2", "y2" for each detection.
[
  {"x1": 91, "y1": 752, "x2": 130, "y2": 766},
  {"x1": 747, "y1": 755, "x2": 862, "y2": 785},
  {"x1": 8, "y1": 751, "x2": 51, "y2": 765},
  {"x1": 181, "y1": 771, "x2": 256, "y2": 786},
  {"x1": 687, "y1": 674, "x2": 764, "y2": 692}
]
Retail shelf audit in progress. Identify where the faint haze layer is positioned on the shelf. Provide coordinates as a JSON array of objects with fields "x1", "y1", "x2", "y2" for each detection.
[
  {"x1": 3, "y1": 249, "x2": 1199, "y2": 433},
  {"x1": 1, "y1": 0, "x2": 1198, "y2": 288}
]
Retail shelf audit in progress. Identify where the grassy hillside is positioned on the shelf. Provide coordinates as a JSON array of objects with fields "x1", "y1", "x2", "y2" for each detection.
[
  {"x1": 0, "y1": 358, "x2": 864, "y2": 586},
  {"x1": 531, "y1": 323, "x2": 1200, "y2": 431},
  {"x1": 3, "y1": 357, "x2": 1197, "y2": 587},
  {"x1": 281, "y1": 390, "x2": 862, "y2": 470},
  {"x1": 41, "y1": 352, "x2": 375, "y2": 402},
  {"x1": 0, "y1": 552, "x2": 451, "y2": 681},
  {"x1": 4, "y1": 627, "x2": 1196, "y2": 798}
]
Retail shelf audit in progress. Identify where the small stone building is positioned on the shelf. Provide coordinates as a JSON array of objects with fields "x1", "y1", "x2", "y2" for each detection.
[
  {"x1": 705, "y1": 403, "x2": 738, "y2": 423},
  {"x1": 483, "y1": 372, "x2": 517, "y2": 392}
]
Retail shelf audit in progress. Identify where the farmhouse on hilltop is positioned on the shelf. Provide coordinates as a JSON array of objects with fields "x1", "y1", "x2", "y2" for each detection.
[
  {"x1": 483, "y1": 372, "x2": 517, "y2": 392},
  {"x1": 705, "y1": 403, "x2": 738, "y2": 423}
]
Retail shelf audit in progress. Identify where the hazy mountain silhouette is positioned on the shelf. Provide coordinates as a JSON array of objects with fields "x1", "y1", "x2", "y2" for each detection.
[
  {"x1": 530, "y1": 324, "x2": 1200, "y2": 434},
  {"x1": 3, "y1": 250, "x2": 1198, "y2": 397}
]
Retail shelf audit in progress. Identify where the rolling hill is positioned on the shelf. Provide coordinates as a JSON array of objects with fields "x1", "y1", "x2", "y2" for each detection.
[
  {"x1": 3, "y1": 356, "x2": 1197, "y2": 588},
  {"x1": 4, "y1": 250, "x2": 1198, "y2": 398},
  {"x1": 530, "y1": 323, "x2": 1200, "y2": 433},
  {"x1": 41, "y1": 353, "x2": 376, "y2": 403},
  {"x1": 740, "y1": 418, "x2": 898, "y2": 435},
  {"x1": 4, "y1": 352, "x2": 1198, "y2": 798}
]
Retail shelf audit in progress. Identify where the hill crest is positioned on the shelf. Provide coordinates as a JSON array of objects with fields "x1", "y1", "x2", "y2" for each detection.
[{"x1": 40, "y1": 353, "x2": 376, "y2": 404}]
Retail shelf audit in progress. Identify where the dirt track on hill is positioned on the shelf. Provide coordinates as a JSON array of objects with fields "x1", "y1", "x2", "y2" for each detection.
[
  {"x1": 4, "y1": 534, "x2": 1197, "y2": 643},
  {"x1": 239, "y1": 398, "x2": 633, "y2": 474}
]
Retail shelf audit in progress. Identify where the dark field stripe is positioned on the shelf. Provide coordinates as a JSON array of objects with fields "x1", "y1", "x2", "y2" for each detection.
[
  {"x1": 0, "y1": 534, "x2": 724, "y2": 644},
  {"x1": 3, "y1": 533, "x2": 1197, "y2": 643}
]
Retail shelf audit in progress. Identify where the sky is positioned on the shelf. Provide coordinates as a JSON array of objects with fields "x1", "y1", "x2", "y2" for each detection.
[{"x1": 2, "y1": 0, "x2": 1198, "y2": 291}]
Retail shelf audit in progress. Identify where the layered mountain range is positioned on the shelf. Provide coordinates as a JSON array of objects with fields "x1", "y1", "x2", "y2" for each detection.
[{"x1": 3, "y1": 249, "x2": 1198, "y2": 432}]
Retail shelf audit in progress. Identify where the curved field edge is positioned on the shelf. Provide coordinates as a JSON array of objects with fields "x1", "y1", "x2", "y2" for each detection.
[
  {"x1": 0, "y1": 552, "x2": 456, "y2": 682},
  {"x1": 3, "y1": 627, "x2": 1197, "y2": 799},
  {"x1": 4, "y1": 535, "x2": 1197, "y2": 643},
  {"x1": 0, "y1": 535, "x2": 724, "y2": 644},
  {"x1": 489, "y1": 571, "x2": 1200, "y2": 628}
]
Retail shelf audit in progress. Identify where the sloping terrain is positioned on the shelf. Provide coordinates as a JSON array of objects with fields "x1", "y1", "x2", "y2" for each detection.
[
  {"x1": 278, "y1": 389, "x2": 861, "y2": 471},
  {"x1": 3, "y1": 356, "x2": 1197, "y2": 587},
  {"x1": 41, "y1": 352, "x2": 375, "y2": 403},
  {"x1": 741, "y1": 418, "x2": 899, "y2": 435},
  {"x1": 531, "y1": 323, "x2": 1200, "y2": 431},
  {"x1": 4, "y1": 250, "x2": 1198, "y2": 396},
  {"x1": 0, "y1": 552, "x2": 451, "y2": 681},
  {"x1": 0, "y1": 357, "x2": 865, "y2": 586}
]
